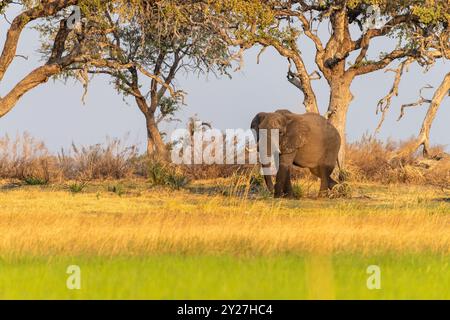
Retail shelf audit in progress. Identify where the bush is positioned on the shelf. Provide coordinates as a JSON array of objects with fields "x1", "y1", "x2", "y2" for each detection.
[
  {"x1": 0, "y1": 133, "x2": 53, "y2": 183},
  {"x1": 147, "y1": 160, "x2": 190, "y2": 190},
  {"x1": 107, "y1": 184, "x2": 126, "y2": 196},
  {"x1": 58, "y1": 137, "x2": 139, "y2": 180},
  {"x1": 0, "y1": 133, "x2": 446, "y2": 189},
  {"x1": 23, "y1": 176, "x2": 49, "y2": 186},
  {"x1": 292, "y1": 183, "x2": 304, "y2": 199},
  {"x1": 346, "y1": 135, "x2": 449, "y2": 186},
  {"x1": 68, "y1": 182, "x2": 87, "y2": 194}
]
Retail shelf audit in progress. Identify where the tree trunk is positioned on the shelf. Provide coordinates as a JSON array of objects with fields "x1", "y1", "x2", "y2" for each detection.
[
  {"x1": 133, "y1": 89, "x2": 168, "y2": 160},
  {"x1": 145, "y1": 113, "x2": 167, "y2": 160},
  {"x1": 327, "y1": 76, "x2": 354, "y2": 167}
]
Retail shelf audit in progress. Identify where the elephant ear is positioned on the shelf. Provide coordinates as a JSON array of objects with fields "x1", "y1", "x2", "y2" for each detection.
[
  {"x1": 251, "y1": 112, "x2": 266, "y2": 131},
  {"x1": 280, "y1": 118, "x2": 310, "y2": 154}
]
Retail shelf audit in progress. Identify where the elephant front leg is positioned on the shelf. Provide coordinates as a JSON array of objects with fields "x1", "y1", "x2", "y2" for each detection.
[
  {"x1": 274, "y1": 164, "x2": 293, "y2": 198},
  {"x1": 264, "y1": 174, "x2": 274, "y2": 192},
  {"x1": 261, "y1": 164, "x2": 274, "y2": 192},
  {"x1": 283, "y1": 166, "x2": 294, "y2": 198}
]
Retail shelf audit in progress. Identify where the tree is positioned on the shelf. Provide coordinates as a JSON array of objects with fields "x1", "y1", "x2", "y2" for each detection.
[
  {"x1": 397, "y1": 73, "x2": 449, "y2": 158},
  {"x1": 377, "y1": 17, "x2": 449, "y2": 158},
  {"x1": 0, "y1": 0, "x2": 81, "y2": 117},
  {"x1": 50, "y1": 1, "x2": 230, "y2": 158},
  {"x1": 0, "y1": 0, "x2": 148, "y2": 118},
  {"x1": 215, "y1": 0, "x2": 449, "y2": 164}
]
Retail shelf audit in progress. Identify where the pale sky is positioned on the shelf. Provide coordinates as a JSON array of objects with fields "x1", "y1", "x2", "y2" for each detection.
[{"x1": 1, "y1": 7, "x2": 449, "y2": 153}]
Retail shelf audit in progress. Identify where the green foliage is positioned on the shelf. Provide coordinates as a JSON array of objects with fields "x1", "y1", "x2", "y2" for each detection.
[
  {"x1": 107, "y1": 184, "x2": 125, "y2": 196},
  {"x1": 249, "y1": 170, "x2": 265, "y2": 187},
  {"x1": 158, "y1": 97, "x2": 182, "y2": 123},
  {"x1": 218, "y1": 0, "x2": 448, "y2": 56},
  {"x1": 68, "y1": 181, "x2": 87, "y2": 194},
  {"x1": 147, "y1": 160, "x2": 190, "y2": 190},
  {"x1": 23, "y1": 176, "x2": 48, "y2": 186},
  {"x1": 292, "y1": 183, "x2": 304, "y2": 199}
]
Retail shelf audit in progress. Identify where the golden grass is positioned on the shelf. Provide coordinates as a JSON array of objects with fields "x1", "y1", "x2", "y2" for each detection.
[{"x1": 0, "y1": 180, "x2": 449, "y2": 259}]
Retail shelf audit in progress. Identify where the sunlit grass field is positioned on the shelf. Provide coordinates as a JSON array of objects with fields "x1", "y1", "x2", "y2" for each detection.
[{"x1": 0, "y1": 179, "x2": 448, "y2": 299}]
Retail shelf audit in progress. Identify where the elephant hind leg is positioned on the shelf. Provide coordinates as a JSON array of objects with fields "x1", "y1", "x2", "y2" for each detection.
[
  {"x1": 328, "y1": 175, "x2": 338, "y2": 190},
  {"x1": 318, "y1": 166, "x2": 329, "y2": 193},
  {"x1": 309, "y1": 167, "x2": 321, "y2": 179},
  {"x1": 318, "y1": 166, "x2": 338, "y2": 195}
]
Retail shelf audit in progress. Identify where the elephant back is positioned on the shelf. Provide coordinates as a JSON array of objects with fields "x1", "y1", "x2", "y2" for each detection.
[{"x1": 284, "y1": 113, "x2": 340, "y2": 167}]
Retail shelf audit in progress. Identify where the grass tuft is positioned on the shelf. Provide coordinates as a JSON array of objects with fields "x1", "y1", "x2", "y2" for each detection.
[
  {"x1": 328, "y1": 183, "x2": 353, "y2": 199},
  {"x1": 23, "y1": 176, "x2": 49, "y2": 186},
  {"x1": 147, "y1": 159, "x2": 190, "y2": 190},
  {"x1": 68, "y1": 181, "x2": 87, "y2": 194}
]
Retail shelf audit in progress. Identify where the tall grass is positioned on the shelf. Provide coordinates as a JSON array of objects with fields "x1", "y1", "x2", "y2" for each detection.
[
  {"x1": 0, "y1": 183, "x2": 448, "y2": 258},
  {"x1": 0, "y1": 133, "x2": 139, "y2": 182},
  {"x1": 0, "y1": 133, "x2": 51, "y2": 183},
  {"x1": 0, "y1": 133, "x2": 447, "y2": 187},
  {"x1": 58, "y1": 138, "x2": 138, "y2": 180}
]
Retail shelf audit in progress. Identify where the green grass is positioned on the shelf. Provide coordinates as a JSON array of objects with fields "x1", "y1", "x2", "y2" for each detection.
[{"x1": 0, "y1": 254, "x2": 448, "y2": 300}]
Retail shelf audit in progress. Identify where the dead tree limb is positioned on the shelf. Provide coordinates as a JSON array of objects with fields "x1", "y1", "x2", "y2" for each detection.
[
  {"x1": 375, "y1": 58, "x2": 413, "y2": 132},
  {"x1": 397, "y1": 72, "x2": 450, "y2": 158}
]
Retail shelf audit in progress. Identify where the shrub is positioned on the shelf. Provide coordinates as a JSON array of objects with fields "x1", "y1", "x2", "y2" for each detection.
[
  {"x1": 0, "y1": 133, "x2": 54, "y2": 183},
  {"x1": 147, "y1": 160, "x2": 190, "y2": 190},
  {"x1": 107, "y1": 184, "x2": 126, "y2": 196},
  {"x1": 23, "y1": 176, "x2": 49, "y2": 186},
  {"x1": 68, "y1": 182, "x2": 87, "y2": 194},
  {"x1": 292, "y1": 183, "x2": 304, "y2": 199},
  {"x1": 345, "y1": 135, "x2": 448, "y2": 185},
  {"x1": 59, "y1": 137, "x2": 139, "y2": 180}
]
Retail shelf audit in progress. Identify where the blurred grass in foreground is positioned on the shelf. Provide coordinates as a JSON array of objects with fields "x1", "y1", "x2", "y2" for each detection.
[
  {"x1": 0, "y1": 180, "x2": 448, "y2": 299},
  {"x1": 0, "y1": 254, "x2": 448, "y2": 300}
]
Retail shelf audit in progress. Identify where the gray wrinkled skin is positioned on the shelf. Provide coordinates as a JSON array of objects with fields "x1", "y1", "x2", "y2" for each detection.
[{"x1": 251, "y1": 110, "x2": 341, "y2": 198}]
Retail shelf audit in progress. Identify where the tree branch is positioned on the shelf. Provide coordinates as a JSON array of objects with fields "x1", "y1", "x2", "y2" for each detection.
[
  {"x1": 350, "y1": 48, "x2": 414, "y2": 76},
  {"x1": 397, "y1": 73, "x2": 450, "y2": 158},
  {"x1": 375, "y1": 58, "x2": 413, "y2": 132},
  {"x1": 0, "y1": 0, "x2": 79, "y2": 82}
]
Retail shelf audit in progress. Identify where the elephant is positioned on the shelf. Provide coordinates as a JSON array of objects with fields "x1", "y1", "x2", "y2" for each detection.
[{"x1": 251, "y1": 110, "x2": 341, "y2": 198}]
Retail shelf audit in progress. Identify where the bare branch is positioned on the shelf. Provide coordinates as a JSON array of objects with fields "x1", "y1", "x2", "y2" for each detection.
[
  {"x1": 375, "y1": 58, "x2": 413, "y2": 132},
  {"x1": 396, "y1": 73, "x2": 450, "y2": 158},
  {"x1": 398, "y1": 85, "x2": 433, "y2": 121}
]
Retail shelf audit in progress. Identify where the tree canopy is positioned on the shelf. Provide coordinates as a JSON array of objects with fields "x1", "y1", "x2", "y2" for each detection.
[{"x1": 0, "y1": 0, "x2": 448, "y2": 160}]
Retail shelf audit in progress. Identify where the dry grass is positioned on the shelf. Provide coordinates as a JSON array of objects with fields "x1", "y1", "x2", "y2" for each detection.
[
  {"x1": 58, "y1": 138, "x2": 138, "y2": 180},
  {"x1": 0, "y1": 180, "x2": 448, "y2": 259},
  {"x1": 346, "y1": 135, "x2": 449, "y2": 187},
  {"x1": 0, "y1": 133, "x2": 448, "y2": 188},
  {"x1": 0, "y1": 134, "x2": 139, "y2": 182},
  {"x1": 0, "y1": 133, "x2": 52, "y2": 183}
]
